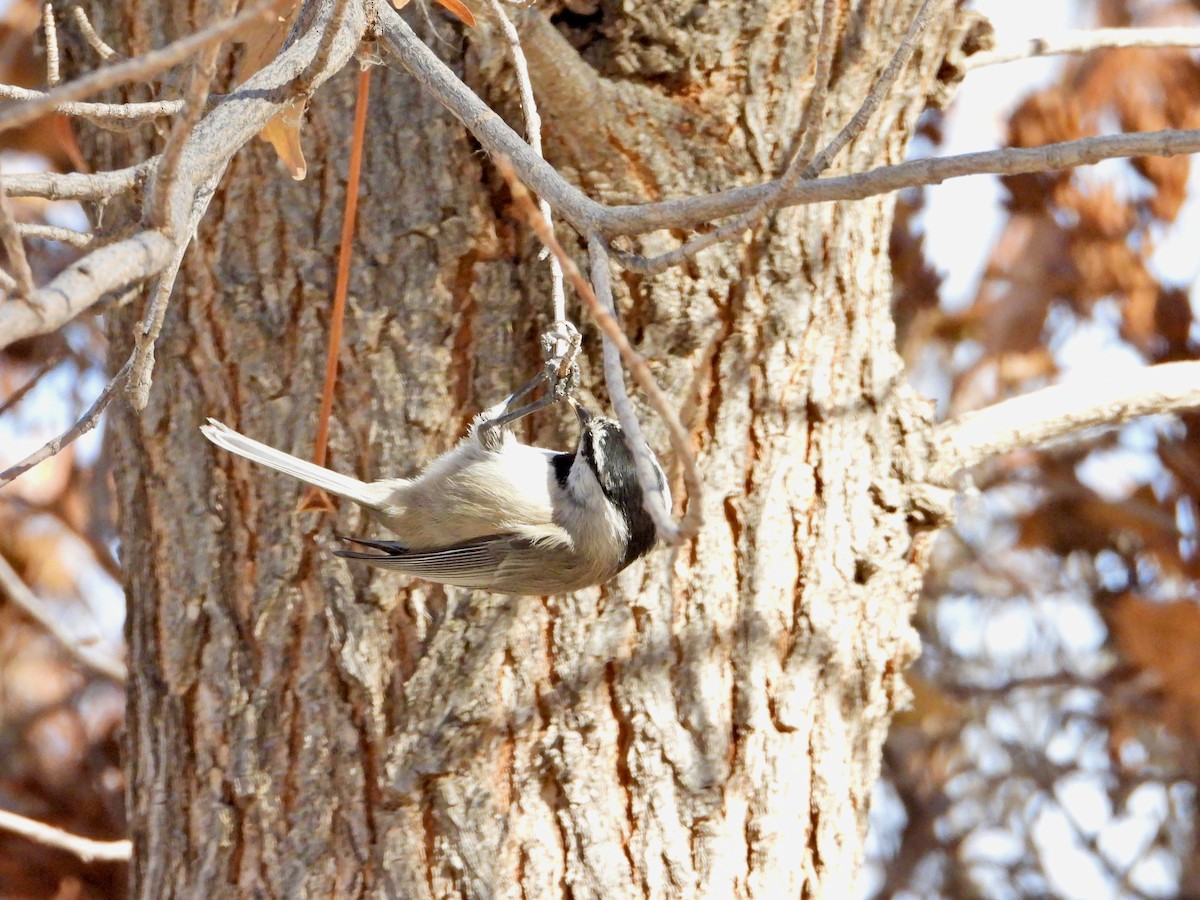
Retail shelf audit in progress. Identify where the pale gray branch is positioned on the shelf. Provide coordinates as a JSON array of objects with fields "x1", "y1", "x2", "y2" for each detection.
[
  {"x1": 19, "y1": 223, "x2": 94, "y2": 248},
  {"x1": 70, "y1": 4, "x2": 122, "y2": 62},
  {"x1": 3, "y1": 164, "x2": 148, "y2": 201},
  {"x1": 0, "y1": 0, "x2": 367, "y2": 354},
  {"x1": 483, "y1": 0, "x2": 566, "y2": 327},
  {"x1": 0, "y1": 354, "x2": 133, "y2": 489},
  {"x1": 0, "y1": 0, "x2": 291, "y2": 133},
  {"x1": 0, "y1": 551, "x2": 127, "y2": 682},
  {"x1": 375, "y1": 5, "x2": 1200, "y2": 242},
  {"x1": 0, "y1": 83, "x2": 184, "y2": 120},
  {"x1": 0, "y1": 808, "x2": 131, "y2": 863},
  {"x1": 0, "y1": 173, "x2": 36, "y2": 298},
  {"x1": 42, "y1": 3, "x2": 61, "y2": 86},
  {"x1": 968, "y1": 27, "x2": 1200, "y2": 70},
  {"x1": 933, "y1": 360, "x2": 1200, "y2": 480},
  {"x1": 588, "y1": 233, "x2": 689, "y2": 542},
  {"x1": 601, "y1": 129, "x2": 1200, "y2": 235}
]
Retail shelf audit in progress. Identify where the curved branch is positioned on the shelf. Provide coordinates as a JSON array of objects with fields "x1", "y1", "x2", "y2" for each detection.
[
  {"x1": 0, "y1": 551, "x2": 127, "y2": 681},
  {"x1": 932, "y1": 360, "x2": 1200, "y2": 480}
]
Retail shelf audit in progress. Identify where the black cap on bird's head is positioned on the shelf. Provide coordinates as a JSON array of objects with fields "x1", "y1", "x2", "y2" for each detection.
[{"x1": 568, "y1": 398, "x2": 662, "y2": 567}]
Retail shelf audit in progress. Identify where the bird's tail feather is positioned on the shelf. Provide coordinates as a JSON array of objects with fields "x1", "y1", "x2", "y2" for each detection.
[{"x1": 201, "y1": 418, "x2": 392, "y2": 509}]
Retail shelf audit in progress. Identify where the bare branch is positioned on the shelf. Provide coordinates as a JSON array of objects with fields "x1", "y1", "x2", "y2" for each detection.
[
  {"x1": 933, "y1": 360, "x2": 1200, "y2": 480},
  {"x1": 0, "y1": 83, "x2": 184, "y2": 121},
  {"x1": 42, "y1": 3, "x2": 61, "y2": 86},
  {"x1": 376, "y1": 3, "x2": 606, "y2": 230},
  {"x1": 0, "y1": 354, "x2": 133, "y2": 490},
  {"x1": 617, "y1": 0, "x2": 872, "y2": 274},
  {"x1": 0, "y1": 173, "x2": 36, "y2": 298},
  {"x1": 967, "y1": 27, "x2": 1200, "y2": 70},
  {"x1": 0, "y1": 808, "x2": 131, "y2": 863},
  {"x1": 0, "y1": 549, "x2": 127, "y2": 682},
  {"x1": 0, "y1": 352, "x2": 64, "y2": 416},
  {"x1": 0, "y1": 229, "x2": 175, "y2": 350},
  {"x1": 70, "y1": 5, "x2": 123, "y2": 62},
  {"x1": 0, "y1": 0, "x2": 368, "y2": 354},
  {"x1": 130, "y1": 1, "x2": 239, "y2": 401},
  {"x1": 303, "y1": 0, "x2": 355, "y2": 93},
  {"x1": 803, "y1": 0, "x2": 943, "y2": 179},
  {"x1": 483, "y1": 0, "x2": 567, "y2": 333},
  {"x1": 4, "y1": 163, "x2": 148, "y2": 201},
  {"x1": 496, "y1": 157, "x2": 701, "y2": 543},
  {"x1": 600, "y1": 128, "x2": 1200, "y2": 235},
  {"x1": 19, "y1": 223, "x2": 93, "y2": 248},
  {"x1": 588, "y1": 233, "x2": 696, "y2": 543},
  {"x1": 376, "y1": 3, "x2": 1200, "y2": 242},
  {"x1": 0, "y1": 0, "x2": 292, "y2": 134}
]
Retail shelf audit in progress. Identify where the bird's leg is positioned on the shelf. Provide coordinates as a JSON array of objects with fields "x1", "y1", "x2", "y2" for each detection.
[{"x1": 477, "y1": 323, "x2": 583, "y2": 442}]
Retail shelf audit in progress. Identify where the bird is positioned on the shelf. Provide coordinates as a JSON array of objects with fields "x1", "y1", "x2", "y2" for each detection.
[{"x1": 200, "y1": 395, "x2": 666, "y2": 595}]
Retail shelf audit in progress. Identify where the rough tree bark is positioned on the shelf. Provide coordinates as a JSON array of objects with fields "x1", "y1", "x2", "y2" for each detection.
[{"x1": 75, "y1": 0, "x2": 968, "y2": 895}]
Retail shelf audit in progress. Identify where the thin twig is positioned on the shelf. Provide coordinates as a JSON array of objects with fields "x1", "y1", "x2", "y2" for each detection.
[
  {"x1": 597, "y1": 128, "x2": 1200, "y2": 235},
  {"x1": 792, "y1": 0, "x2": 841, "y2": 169},
  {"x1": 484, "y1": 0, "x2": 566, "y2": 328},
  {"x1": 128, "y1": 0, "x2": 240, "y2": 404},
  {"x1": 933, "y1": 360, "x2": 1200, "y2": 481},
  {"x1": 588, "y1": 233, "x2": 693, "y2": 542},
  {"x1": 127, "y1": 174, "x2": 220, "y2": 408},
  {"x1": 0, "y1": 83, "x2": 184, "y2": 121},
  {"x1": 4, "y1": 163, "x2": 149, "y2": 201},
  {"x1": 42, "y1": 3, "x2": 61, "y2": 86},
  {"x1": 0, "y1": 354, "x2": 64, "y2": 416},
  {"x1": 0, "y1": 550, "x2": 127, "y2": 681},
  {"x1": 70, "y1": 5, "x2": 122, "y2": 61},
  {"x1": 19, "y1": 223, "x2": 93, "y2": 248},
  {"x1": 497, "y1": 157, "x2": 701, "y2": 543},
  {"x1": 0, "y1": 172, "x2": 36, "y2": 299},
  {"x1": 803, "y1": 0, "x2": 943, "y2": 178},
  {"x1": 616, "y1": 0, "x2": 940, "y2": 274},
  {"x1": 0, "y1": 355, "x2": 133, "y2": 489},
  {"x1": 149, "y1": 0, "x2": 241, "y2": 230},
  {"x1": 0, "y1": 808, "x2": 131, "y2": 863},
  {"x1": 0, "y1": 0, "x2": 291, "y2": 134},
  {"x1": 967, "y1": 27, "x2": 1200, "y2": 70}
]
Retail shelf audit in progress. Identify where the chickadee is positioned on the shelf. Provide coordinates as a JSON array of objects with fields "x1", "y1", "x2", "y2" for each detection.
[{"x1": 200, "y1": 394, "x2": 666, "y2": 595}]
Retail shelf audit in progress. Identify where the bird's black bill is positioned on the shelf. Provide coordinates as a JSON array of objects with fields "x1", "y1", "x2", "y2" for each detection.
[{"x1": 571, "y1": 398, "x2": 594, "y2": 426}]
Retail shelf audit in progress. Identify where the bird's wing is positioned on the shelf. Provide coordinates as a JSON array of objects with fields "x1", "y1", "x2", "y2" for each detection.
[{"x1": 334, "y1": 528, "x2": 574, "y2": 593}]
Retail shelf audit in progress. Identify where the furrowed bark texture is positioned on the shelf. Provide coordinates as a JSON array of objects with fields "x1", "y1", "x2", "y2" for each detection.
[{"x1": 81, "y1": 0, "x2": 961, "y2": 895}]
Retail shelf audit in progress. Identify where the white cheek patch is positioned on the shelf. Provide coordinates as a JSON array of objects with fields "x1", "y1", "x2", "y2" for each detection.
[{"x1": 589, "y1": 431, "x2": 608, "y2": 475}]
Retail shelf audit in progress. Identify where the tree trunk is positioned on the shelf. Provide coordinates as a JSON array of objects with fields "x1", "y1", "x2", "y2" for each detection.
[{"x1": 78, "y1": 0, "x2": 965, "y2": 895}]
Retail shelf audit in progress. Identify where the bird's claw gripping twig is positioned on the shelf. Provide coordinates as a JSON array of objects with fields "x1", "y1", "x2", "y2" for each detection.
[{"x1": 477, "y1": 322, "x2": 583, "y2": 440}]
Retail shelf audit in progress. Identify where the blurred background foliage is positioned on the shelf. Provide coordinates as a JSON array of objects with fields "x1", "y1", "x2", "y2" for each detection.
[{"x1": 2, "y1": 0, "x2": 1200, "y2": 896}]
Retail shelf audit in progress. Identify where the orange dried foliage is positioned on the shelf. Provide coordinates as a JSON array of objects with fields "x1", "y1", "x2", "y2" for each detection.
[{"x1": 1111, "y1": 597, "x2": 1200, "y2": 745}]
